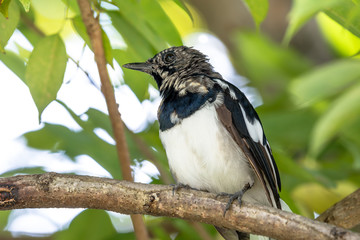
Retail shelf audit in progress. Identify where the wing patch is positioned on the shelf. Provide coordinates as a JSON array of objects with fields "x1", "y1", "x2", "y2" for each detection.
[{"x1": 214, "y1": 79, "x2": 281, "y2": 209}]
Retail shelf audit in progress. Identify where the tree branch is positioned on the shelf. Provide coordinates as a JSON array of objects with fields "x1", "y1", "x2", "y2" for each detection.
[
  {"x1": 1, "y1": 173, "x2": 359, "y2": 240},
  {"x1": 317, "y1": 188, "x2": 360, "y2": 229},
  {"x1": 75, "y1": 0, "x2": 132, "y2": 185},
  {"x1": 76, "y1": 0, "x2": 149, "y2": 239}
]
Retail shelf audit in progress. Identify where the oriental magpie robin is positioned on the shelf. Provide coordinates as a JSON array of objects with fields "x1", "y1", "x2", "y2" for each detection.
[{"x1": 123, "y1": 46, "x2": 281, "y2": 240}]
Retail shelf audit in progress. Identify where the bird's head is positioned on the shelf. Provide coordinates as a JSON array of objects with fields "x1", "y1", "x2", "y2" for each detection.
[{"x1": 123, "y1": 46, "x2": 221, "y2": 95}]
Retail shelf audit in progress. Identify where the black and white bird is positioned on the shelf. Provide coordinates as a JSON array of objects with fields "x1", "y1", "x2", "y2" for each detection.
[{"x1": 123, "y1": 46, "x2": 282, "y2": 240}]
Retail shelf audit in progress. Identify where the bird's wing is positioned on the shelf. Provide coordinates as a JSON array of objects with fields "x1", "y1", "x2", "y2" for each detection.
[{"x1": 213, "y1": 79, "x2": 281, "y2": 209}]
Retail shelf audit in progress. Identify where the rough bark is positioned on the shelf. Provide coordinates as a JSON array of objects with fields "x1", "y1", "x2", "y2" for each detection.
[
  {"x1": 1, "y1": 173, "x2": 359, "y2": 240},
  {"x1": 317, "y1": 188, "x2": 360, "y2": 229}
]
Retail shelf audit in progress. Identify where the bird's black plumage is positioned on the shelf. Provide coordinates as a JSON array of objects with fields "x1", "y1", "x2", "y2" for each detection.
[
  {"x1": 158, "y1": 88, "x2": 218, "y2": 131},
  {"x1": 123, "y1": 46, "x2": 282, "y2": 240},
  {"x1": 219, "y1": 80, "x2": 281, "y2": 205}
]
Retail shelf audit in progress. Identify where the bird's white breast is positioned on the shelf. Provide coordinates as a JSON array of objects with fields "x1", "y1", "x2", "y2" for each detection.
[{"x1": 159, "y1": 105, "x2": 256, "y2": 195}]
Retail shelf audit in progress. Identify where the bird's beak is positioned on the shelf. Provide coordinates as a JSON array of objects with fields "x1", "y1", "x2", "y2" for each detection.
[{"x1": 122, "y1": 62, "x2": 153, "y2": 74}]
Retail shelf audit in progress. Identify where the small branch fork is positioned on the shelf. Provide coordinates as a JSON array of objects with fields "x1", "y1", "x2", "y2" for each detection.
[
  {"x1": 76, "y1": 0, "x2": 148, "y2": 239},
  {"x1": 1, "y1": 173, "x2": 359, "y2": 240}
]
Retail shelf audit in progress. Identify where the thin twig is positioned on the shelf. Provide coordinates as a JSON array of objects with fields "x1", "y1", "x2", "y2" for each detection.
[
  {"x1": 68, "y1": 55, "x2": 99, "y2": 89},
  {"x1": 1, "y1": 173, "x2": 359, "y2": 240},
  {"x1": 76, "y1": 0, "x2": 149, "y2": 239},
  {"x1": 20, "y1": 12, "x2": 97, "y2": 89}
]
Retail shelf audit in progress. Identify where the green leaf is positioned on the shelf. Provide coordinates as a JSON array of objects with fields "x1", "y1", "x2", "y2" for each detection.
[
  {"x1": 136, "y1": 123, "x2": 169, "y2": 172},
  {"x1": 111, "y1": 1, "x2": 167, "y2": 52},
  {"x1": 0, "y1": 211, "x2": 10, "y2": 231},
  {"x1": 25, "y1": 34, "x2": 67, "y2": 120},
  {"x1": 261, "y1": 109, "x2": 316, "y2": 152},
  {"x1": 58, "y1": 105, "x2": 148, "y2": 175},
  {"x1": 173, "y1": 0, "x2": 193, "y2": 22},
  {"x1": 317, "y1": 13, "x2": 360, "y2": 57},
  {"x1": 72, "y1": 15, "x2": 113, "y2": 67},
  {"x1": 242, "y1": 0, "x2": 268, "y2": 28},
  {"x1": 343, "y1": 118, "x2": 360, "y2": 152},
  {"x1": 324, "y1": 1, "x2": 360, "y2": 39},
  {"x1": 102, "y1": 29, "x2": 113, "y2": 68},
  {"x1": 172, "y1": 219, "x2": 212, "y2": 239},
  {"x1": 342, "y1": 138, "x2": 360, "y2": 170},
  {"x1": 0, "y1": 0, "x2": 11, "y2": 17},
  {"x1": 60, "y1": 102, "x2": 113, "y2": 139},
  {"x1": 273, "y1": 151, "x2": 316, "y2": 184},
  {"x1": 15, "y1": 41, "x2": 31, "y2": 59},
  {"x1": 0, "y1": 50, "x2": 26, "y2": 81},
  {"x1": 289, "y1": 59, "x2": 360, "y2": 107},
  {"x1": 24, "y1": 123, "x2": 122, "y2": 179},
  {"x1": 72, "y1": 15, "x2": 90, "y2": 45},
  {"x1": 234, "y1": 32, "x2": 312, "y2": 101},
  {"x1": 85, "y1": 108, "x2": 113, "y2": 137},
  {"x1": 108, "y1": 11, "x2": 154, "y2": 60},
  {"x1": 235, "y1": 32, "x2": 312, "y2": 81},
  {"x1": 0, "y1": 0, "x2": 19, "y2": 52},
  {"x1": 18, "y1": 0, "x2": 30, "y2": 12},
  {"x1": 0, "y1": 167, "x2": 45, "y2": 177},
  {"x1": 139, "y1": 0, "x2": 182, "y2": 46},
  {"x1": 61, "y1": 0, "x2": 80, "y2": 15},
  {"x1": 284, "y1": 0, "x2": 341, "y2": 44},
  {"x1": 17, "y1": 7, "x2": 43, "y2": 46},
  {"x1": 55, "y1": 210, "x2": 117, "y2": 240},
  {"x1": 113, "y1": 48, "x2": 150, "y2": 100},
  {"x1": 56, "y1": 99, "x2": 94, "y2": 132},
  {"x1": 310, "y1": 83, "x2": 360, "y2": 156}
]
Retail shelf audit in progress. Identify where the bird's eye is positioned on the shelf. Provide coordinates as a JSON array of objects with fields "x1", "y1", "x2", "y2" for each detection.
[{"x1": 163, "y1": 52, "x2": 176, "y2": 64}]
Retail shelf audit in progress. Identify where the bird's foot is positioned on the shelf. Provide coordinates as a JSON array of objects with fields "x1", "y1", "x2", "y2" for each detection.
[
  {"x1": 170, "y1": 183, "x2": 198, "y2": 195},
  {"x1": 218, "y1": 183, "x2": 252, "y2": 216}
]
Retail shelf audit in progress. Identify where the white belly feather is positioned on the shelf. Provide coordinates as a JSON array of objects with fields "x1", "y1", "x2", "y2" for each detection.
[{"x1": 160, "y1": 105, "x2": 269, "y2": 206}]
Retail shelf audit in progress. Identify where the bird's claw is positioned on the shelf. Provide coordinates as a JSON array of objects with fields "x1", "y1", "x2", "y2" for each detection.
[
  {"x1": 170, "y1": 183, "x2": 198, "y2": 195},
  {"x1": 221, "y1": 183, "x2": 252, "y2": 216}
]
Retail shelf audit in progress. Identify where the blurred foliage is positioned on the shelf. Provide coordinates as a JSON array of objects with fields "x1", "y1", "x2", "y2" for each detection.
[
  {"x1": 317, "y1": 12, "x2": 360, "y2": 57},
  {"x1": 242, "y1": 0, "x2": 268, "y2": 29},
  {"x1": 54, "y1": 210, "x2": 134, "y2": 240},
  {"x1": 0, "y1": 0, "x2": 19, "y2": 52},
  {"x1": 0, "y1": 0, "x2": 359, "y2": 239}
]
